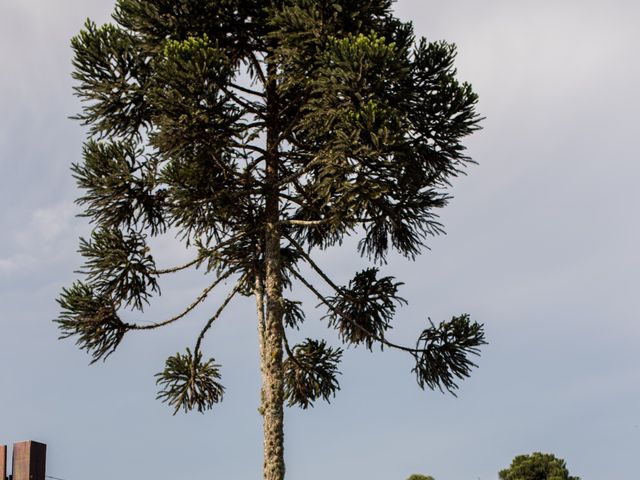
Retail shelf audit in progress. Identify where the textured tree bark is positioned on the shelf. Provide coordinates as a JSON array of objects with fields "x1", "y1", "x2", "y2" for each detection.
[
  {"x1": 261, "y1": 57, "x2": 286, "y2": 480},
  {"x1": 261, "y1": 237, "x2": 285, "y2": 480}
]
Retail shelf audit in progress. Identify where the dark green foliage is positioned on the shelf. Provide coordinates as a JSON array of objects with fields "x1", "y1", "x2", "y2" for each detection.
[
  {"x1": 57, "y1": 282, "x2": 128, "y2": 363},
  {"x1": 78, "y1": 227, "x2": 159, "y2": 310},
  {"x1": 155, "y1": 348, "x2": 225, "y2": 414},
  {"x1": 408, "y1": 40, "x2": 480, "y2": 178},
  {"x1": 283, "y1": 339, "x2": 342, "y2": 408},
  {"x1": 71, "y1": 21, "x2": 151, "y2": 138},
  {"x1": 412, "y1": 315, "x2": 486, "y2": 395},
  {"x1": 499, "y1": 452, "x2": 580, "y2": 480},
  {"x1": 112, "y1": 0, "x2": 265, "y2": 58},
  {"x1": 326, "y1": 268, "x2": 406, "y2": 350},
  {"x1": 58, "y1": 0, "x2": 485, "y2": 422},
  {"x1": 283, "y1": 299, "x2": 305, "y2": 330},
  {"x1": 72, "y1": 139, "x2": 165, "y2": 234},
  {"x1": 149, "y1": 35, "x2": 240, "y2": 161},
  {"x1": 407, "y1": 475, "x2": 435, "y2": 480}
]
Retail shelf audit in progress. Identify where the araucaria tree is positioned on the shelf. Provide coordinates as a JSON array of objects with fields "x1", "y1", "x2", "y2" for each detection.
[{"x1": 57, "y1": 2, "x2": 485, "y2": 479}]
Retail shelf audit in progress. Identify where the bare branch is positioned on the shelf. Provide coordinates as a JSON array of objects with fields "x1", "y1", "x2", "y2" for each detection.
[
  {"x1": 284, "y1": 233, "x2": 342, "y2": 293},
  {"x1": 281, "y1": 327, "x2": 310, "y2": 381},
  {"x1": 194, "y1": 274, "x2": 247, "y2": 356},
  {"x1": 278, "y1": 193, "x2": 305, "y2": 208},
  {"x1": 230, "y1": 82, "x2": 265, "y2": 98},
  {"x1": 154, "y1": 257, "x2": 201, "y2": 275},
  {"x1": 232, "y1": 142, "x2": 268, "y2": 157},
  {"x1": 153, "y1": 233, "x2": 247, "y2": 276},
  {"x1": 242, "y1": 121, "x2": 266, "y2": 130},
  {"x1": 128, "y1": 270, "x2": 235, "y2": 331},
  {"x1": 283, "y1": 219, "x2": 331, "y2": 227},
  {"x1": 223, "y1": 88, "x2": 264, "y2": 118}
]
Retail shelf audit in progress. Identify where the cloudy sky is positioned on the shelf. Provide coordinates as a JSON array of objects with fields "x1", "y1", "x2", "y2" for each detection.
[{"x1": 1, "y1": 1, "x2": 638, "y2": 479}]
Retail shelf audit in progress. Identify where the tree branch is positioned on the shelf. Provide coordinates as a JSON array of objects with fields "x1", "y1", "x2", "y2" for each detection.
[
  {"x1": 154, "y1": 257, "x2": 201, "y2": 275},
  {"x1": 281, "y1": 327, "x2": 307, "y2": 373},
  {"x1": 284, "y1": 233, "x2": 342, "y2": 293},
  {"x1": 289, "y1": 268, "x2": 424, "y2": 355},
  {"x1": 127, "y1": 270, "x2": 235, "y2": 331},
  {"x1": 153, "y1": 233, "x2": 248, "y2": 276},
  {"x1": 277, "y1": 193, "x2": 306, "y2": 208},
  {"x1": 274, "y1": 157, "x2": 323, "y2": 189},
  {"x1": 275, "y1": 91, "x2": 307, "y2": 145},
  {"x1": 223, "y1": 88, "x2": 264, "y2": 118},
  {"x1": 282, "y1": 219, "x2": 331, "y2": 227},
  {"x1": 230, "y1": 82, "x2": 265, "y2": 98},
  {"x1": 248, "y1": 52, "x2": 267, "y2": 86},
  {"x1": 233, "y1": 142, "x2": 268, "y2": 157},
  {"x1": 194, "y1": 274, "x2": 247, "y2": 357}
]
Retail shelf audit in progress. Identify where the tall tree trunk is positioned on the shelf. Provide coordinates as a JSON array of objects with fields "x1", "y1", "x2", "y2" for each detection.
[{"x1": 261, "y1": 57, "x2": 285, "y2": 480}]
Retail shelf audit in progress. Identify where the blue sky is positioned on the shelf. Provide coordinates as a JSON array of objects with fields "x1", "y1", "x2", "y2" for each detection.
[{"x1": 1, "y1": 1, "x2": 639, "y2": 479}]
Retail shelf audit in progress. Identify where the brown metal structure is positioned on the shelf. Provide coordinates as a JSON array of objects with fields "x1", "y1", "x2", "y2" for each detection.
[
  {"x1": 11, "y1": 441, "x2": 46, "y2": 480},
  {"x1": 1, "y1": 444, "x2": 7, "y2": 480}
]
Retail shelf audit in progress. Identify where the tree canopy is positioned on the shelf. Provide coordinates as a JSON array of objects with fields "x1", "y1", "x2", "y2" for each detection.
[
  {"x1": 499, "y1": 452, "x2": 581, "y2": 480},
  {"x1": 57, "y1": 1, "x2": 485, "y2": 479},
  {"x1": 407, "y1": 474, "x2": 435, "y2": 480}
]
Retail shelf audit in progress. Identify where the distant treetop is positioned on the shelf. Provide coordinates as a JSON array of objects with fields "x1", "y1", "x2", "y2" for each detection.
[{"x1": 499, "y1": 452, "x2": 580, "y2": 480}]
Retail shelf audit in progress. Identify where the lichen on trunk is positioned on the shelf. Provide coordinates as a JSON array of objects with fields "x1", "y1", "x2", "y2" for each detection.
[{"x1": 260, "y1": 58, "x2": 286, "y2": 480}]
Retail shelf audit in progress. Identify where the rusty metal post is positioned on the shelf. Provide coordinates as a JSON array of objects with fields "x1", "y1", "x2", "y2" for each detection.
[
  {"x1": 1, "y1": 444, "x2": 7, "y2": 480},
  {"x1": 12, "y1": 441, "x2": 46, "y2": 480}
]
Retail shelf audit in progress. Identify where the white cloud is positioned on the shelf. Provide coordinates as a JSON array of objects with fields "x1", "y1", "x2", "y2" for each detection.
[
  {"x1": 0, "y1": 253, "x2": 37, "y2": 274},
  {"x1": 18, "y1": 203, "x2": 77, "y2": 244},
  {"x1": 0, "y1": 202, "x2": 81, "y2": 276}
]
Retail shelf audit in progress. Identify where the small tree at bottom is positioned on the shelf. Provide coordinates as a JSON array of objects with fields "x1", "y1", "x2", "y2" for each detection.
[{"x1": 499, "y1": 452, "x2": 580, "y2": 480}]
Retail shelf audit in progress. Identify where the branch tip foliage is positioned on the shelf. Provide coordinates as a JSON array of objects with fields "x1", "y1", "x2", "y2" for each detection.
[
  {"x1": 155, "y1": 348, "x2": 225, "y2": 415},
  {"x1": 326, "y1": 268, "x2": 406, "y2": 350},
  {"x1": 412, "y1": 315, "x2": 487, "y2": 395},
  {"x1": 284, "y1": 339, "x2": 343, "y2": 409},
  {"x1": 56, "y1": 282, "x2": 128, "y2": 364}
]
